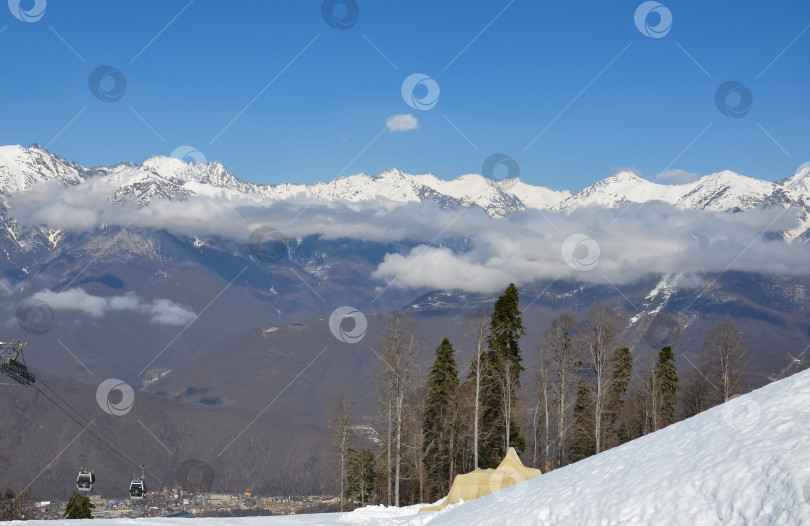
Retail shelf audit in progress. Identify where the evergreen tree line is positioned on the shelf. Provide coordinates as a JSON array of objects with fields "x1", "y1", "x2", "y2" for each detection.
[{"x1": 331, "y1": 284, "x2": 749, "y2": 507}]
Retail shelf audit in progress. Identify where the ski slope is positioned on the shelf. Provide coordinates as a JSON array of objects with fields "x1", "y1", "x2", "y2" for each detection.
[{"x1": 16, "y1": 369, "x2": 810, "y2": 525}]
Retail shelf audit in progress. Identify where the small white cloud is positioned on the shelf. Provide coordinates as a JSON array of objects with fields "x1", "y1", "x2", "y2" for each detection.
[
  {"x1": 386, "y1": 113, "x2": 419, "y2": 133},
  {"x1": 148, "y1": 298, "x2": 198, "y2": 326}
]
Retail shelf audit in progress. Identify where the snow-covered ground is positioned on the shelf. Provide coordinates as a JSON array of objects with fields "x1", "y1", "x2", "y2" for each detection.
[{"x1": 15, "y1": 369, "x2": 810, "y2": 525}]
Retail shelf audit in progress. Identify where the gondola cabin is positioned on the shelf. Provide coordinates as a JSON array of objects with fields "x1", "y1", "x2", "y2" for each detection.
[
  {"x1": 76, "y1": 470, "x2": 95, "y2": 494},
  {"x1": 129, "y1": 479, "x2": 146, "y2": 500}
]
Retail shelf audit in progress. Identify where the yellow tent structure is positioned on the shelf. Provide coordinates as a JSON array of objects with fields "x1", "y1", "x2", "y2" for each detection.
[{"x1": 420, "y1": 447, "x2": 542, "y2": 512}]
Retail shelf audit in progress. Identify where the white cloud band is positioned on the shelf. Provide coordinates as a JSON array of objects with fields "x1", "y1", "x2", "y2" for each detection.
[{"x1": 32, "y1": 288, "x2": 197, "y2": 326}]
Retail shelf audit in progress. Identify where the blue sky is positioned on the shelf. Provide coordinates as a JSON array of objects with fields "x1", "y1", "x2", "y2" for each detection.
[{"x1": 1, "y1": 0, "x2": 808, "y2": 190}]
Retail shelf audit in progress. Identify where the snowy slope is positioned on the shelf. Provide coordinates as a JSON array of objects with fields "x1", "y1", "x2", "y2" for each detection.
[
  {"x1": 780, "y1": 165, "x2": 810, "y2": 196},
  {"x1": 0, "y1": 144, "x2": 86, "y2": 192},
  {"x1": 676, "y1": 170, "x2": 781, "y2": 211},
  {"x1": 500, "y1": 178, "x2": 571, "y2": 210},
  {"x1": 17, "y1": 369, "x2": 810, "y2": 525},
  {"x1": 419, "y1": 368, "x2": 810, "y2": 525}
]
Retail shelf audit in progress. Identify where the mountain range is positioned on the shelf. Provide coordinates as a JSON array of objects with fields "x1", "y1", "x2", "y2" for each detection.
[
  {"x1": 1, "y1": 144, "x2": 809, "y2": 499},
  {"x1": 2, "y1": 144, "x2": 810, "y2": 219}
]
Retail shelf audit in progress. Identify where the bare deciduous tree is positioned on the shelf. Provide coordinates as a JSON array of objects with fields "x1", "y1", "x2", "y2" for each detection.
[
  {"x1": 493, "y1": 351, "x2": 517, "y2": 451},
  {"x1": 578, "y1": 306, "x2": 622, "y2": 454},
  {"x1": 374, "y1": 366, "x2": 394, "y2": 506},
  {"x1": 642, "y1": 358, "x2": 661, "y2": 432},
  {"x1": 702, "y1": 323, "x2": 747, "y2": 403},
  {"x1": 401, "y1": 396, "x2": 427, "y2": 505},
  {"x1": 618, "y1": 386, "x2": 648, "y2": 443},
  {"x1": 679, "y1": 366, "x2": 715, "y2": 419},
  {"x1": 0, "y1": 487, "x2": 32, "y2": 521},
  {"x1": 533, "y1": 348, "x2": 551, "y2": 469},
  {"x1": 468, "y1": 309, "x2": 489, "y2": 469},
  {"x1": 377, "y1": 312, "x2": 418, "y2": 507},
  {"x1": 545, "y1": 313, "x2": 578, "y2": 468},
  {"x1": 331, "y1": 394, "x2": 353, "y2": 512}
]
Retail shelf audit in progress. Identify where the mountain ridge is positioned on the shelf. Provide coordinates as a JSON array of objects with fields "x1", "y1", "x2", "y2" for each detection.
[{"x1": 2, "y1": 144, "x2": 809, "y2": 219}]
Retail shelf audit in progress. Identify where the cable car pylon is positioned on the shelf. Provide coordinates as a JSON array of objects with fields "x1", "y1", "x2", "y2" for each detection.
[{"x1": 0, "y1": 341, "x2": 35, "y2": 385}]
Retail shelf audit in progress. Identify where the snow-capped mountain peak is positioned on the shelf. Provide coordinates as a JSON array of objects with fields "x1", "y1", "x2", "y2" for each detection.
[
  {"x1": 1, "y1": 144, "x2": 809, "y2": 221},
  {"x1": 554, "y1": 170, "x2": 668, "y2": 210},
  {"x1": 676, "y1": 170, "x2": 779, "y2": 211},
  {"x1": 780, "y1": 164, "x2": 810, "y2": 195},
  {"x1": 0, "y1": 144, "x2": 85, "y2": 193}
]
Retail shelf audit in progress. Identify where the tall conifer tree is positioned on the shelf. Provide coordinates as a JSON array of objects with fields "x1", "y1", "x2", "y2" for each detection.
[
  {"x1": 479, "y1": 283, "x2": 526, "y2": 466},
  {"x1": 655, "y1": 346, "x2": 679, "y2": 427},
  {"x1": 424, "y1": 337, "x2": 460, "y2": 498}
]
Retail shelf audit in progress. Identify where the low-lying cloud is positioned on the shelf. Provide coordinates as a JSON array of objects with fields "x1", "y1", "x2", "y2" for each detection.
[
  {"x1": 371, "y1": 204, "x2": 810, "y2": 293},
  {"x1": 32, "y1": 288, "x2": 197, "y2": 326},
  {"x1": 8, "y1": 180, "x2": 810, "y2": 294}
]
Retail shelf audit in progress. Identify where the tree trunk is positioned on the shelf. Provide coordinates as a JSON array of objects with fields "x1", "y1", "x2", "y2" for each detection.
[
  {"x1": 557, "y1": 376, "x2": 565, "y2": 468},
  {"x1": 594, "y1": 377, "x2": 602, "y2": 454},
  {"x1": 386, "y1": 398, "x2": 392, "y2": 506},
  {"x1": 532, "y1": 399, "x2": 539, "y2": 467},
  {"x1": 543, "y1": 395, "x2": 549, "y2": 468},
  {"x1": 474, "y1": 360, "x2": 480, "y2": 469},
  {"x1": 449, "y1": 424, "x2": 456, "y2": 487},
  {"x1": 395, "y1": 393, "x2": 402, "y2": 507},
  {"x1": 470, "y1": 311, "x2": 488, "y2": 470},
  {"x1": 340, "y1": 445, "x2": 345, "y2": 511}
]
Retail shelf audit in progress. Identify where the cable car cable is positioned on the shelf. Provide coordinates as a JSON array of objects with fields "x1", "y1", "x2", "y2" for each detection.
[
  {"x1": 29, "y1": 379, "x2": 168, "y2": 487},
  {"x1": 31, "y1": 380, "x2": 139, "y2": 469},
  {"x1": 31, "y1": 381, "x2": 139, "y2": 470}
]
